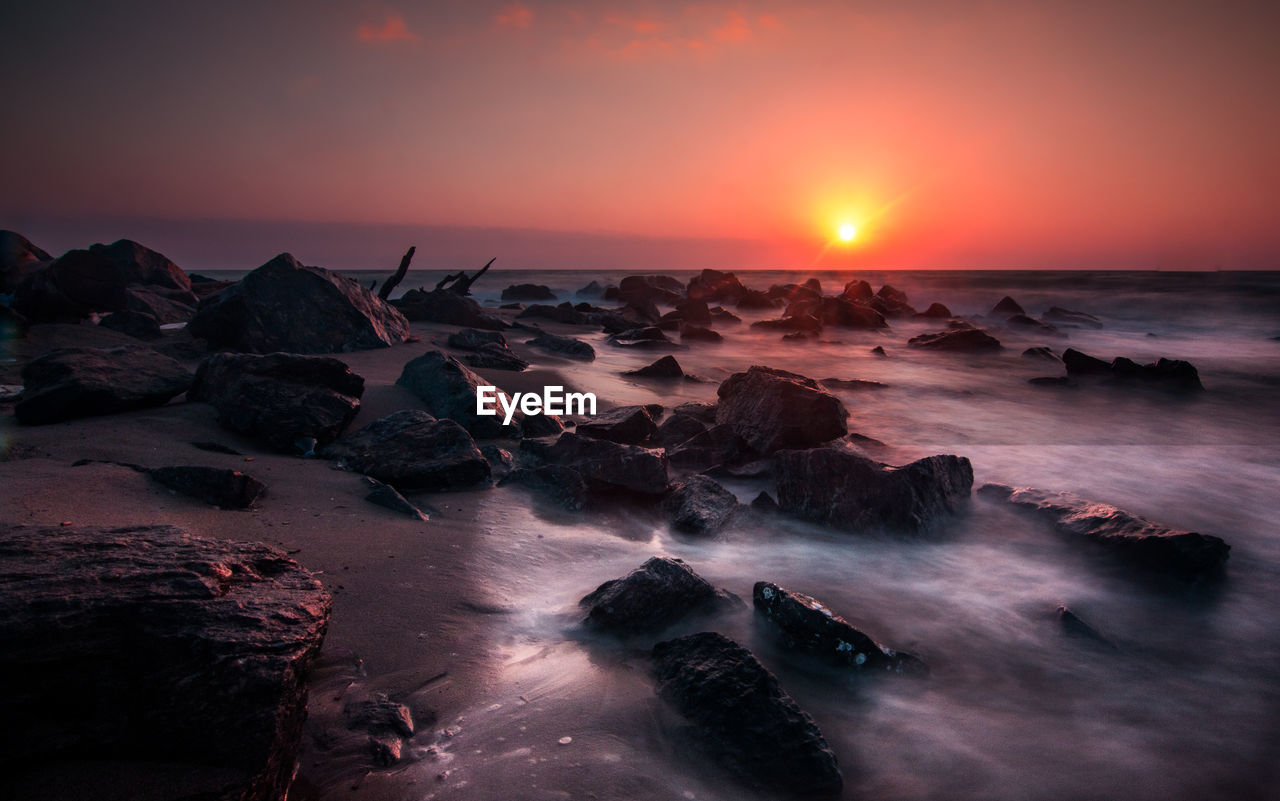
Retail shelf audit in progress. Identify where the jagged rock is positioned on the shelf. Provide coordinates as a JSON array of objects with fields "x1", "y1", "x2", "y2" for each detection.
[
  {"x1": 992, "y1": 296, "x2": 1025, "y2": 315},
  {"x1": 651, "y1": 632, "x2": 842, "y2": 796},
  {"x1": 1044, "y1": 306, "x2": 1103, "y2": 329},
  {"x1": 576, "y1": 405, "x2": 657, "y2": 444},
  {"x1": 979, "y1": 484, "x2": 1229, "y2": 579},
  {"x1": 1022, "y1": 346, "x2": 1060, "y2": 361},
  {"x1": 753, "y1": 582, "x2": 926, "y2": 674},
  {"x1": 149, "y1": 465, "x2": 267, "y2": 509},
  {"x1": 575, "y1": 280, "x2": 604, "y2": 297},
  {"x1": 623, "y1": 355, "x2": 684, "y2": 378},
  {"x1": 324, "y1": 409, "x2": 489, "y2": 490},
  {"x1": 1007, "y1": 314, "x2": 1063, "y2": 336},
  {"x1": 775, "y1": 447, "x2": 973, "y2": 533},
  {"x1": 534, "y1": 432, "x2": 667, "y2": 495},
  {"x1": 915, "y1": 302, "x2": 952, "y2": 318},
  {"x1": 715, "y1": 366, "x2": 848, "y2": 454},
  {"x1": 1062, "y1": 347, "x2": 1112, "y2": 374},
  {"x1": 667, "y1": 424, "x2": 751, "y2": 470},
  {"x1": 0, "y1": 524, "x2": 331, "y2": 801},
  {"x1": 608, "y1": 326, "x2": 676, "y2": 349},
  {"x1": 189, "y1": 352, "x2": 363, "y2": 453},
  {"x1": 465, "y1": 342, "x2": 528, "y2": 371},
  {"x1": 664, "y1": 475, "x2": 739, "y2": 534},
  {"x1": 1062, "y1": 349, "x2": 1203, "y2": 390},
  {"x1": 15, "y1": 345, "x2": 193, "y2": 425},
  {"x1": 617, "y1": 274, "x2": 684, "y2": 306},
  {"x1": 98, "y1": 309, "x2": 162, "y2": 340},
  {"x1": 680, "y1": 324, "x2": 722, "y2": 342},
  {"x1": 505, "y1": 464, "x2": 590, "y2": 510},
  {"x1": 580, "y1": 556, "x2": 735, "y2": 634},
  {"x1": 841, "y1": 279, "x2": 873, "y2": 302},
  {"x1": 446, "y1": 328, "x2": 507, "y2": 351},
  {"x1": 0, "y1": 230, "x2": 51, "y2": 293},
  {"x1": 123, "y1": 286, "x2": 196, "y2": 324},
  {"x1": 673, "y1": 401, "x2": 717, "y2": 422},
  {"x1": 908, "y1": 328, "x2": 1002, "y2": 351},
  {"x1": 90, "y1": 239, "x2": 197, "y2": 303},
  {"x1": 526, "y1": 331, "x2": 595, "y2": 360},
  {"x1": 501, "y1": 283, "x2": 555, "y2": 301},
  {"x1": 656, "y1": 413, "x2": 708, "y2": 448},
  {"x1": 362, "y1": 477, "x2": 429, "y2": 520},
  {"x1": 871, "y1": 285, "x2": 915, "y2": 317},
  {"x1": 870, "y1": 345, "x2": 887, "y2": 357},
  {"x1": 751, "y1": 491, "x2": 779, "y2": 512},
  {"x1": 686, "y1": 269, "x2": 748, "y2": 304},
  {"x1": 188, "y1": 253, "x2": 408, "y2": 353},
  {"x1": 396, "y1": 350, "x2": 561, "y2": 439},
  {"x1": 393, "y1": 288, "x2": 507, "y2": 330},
  {"x1": 345, "y1": 693, "x2": 414, "y2": 739}
]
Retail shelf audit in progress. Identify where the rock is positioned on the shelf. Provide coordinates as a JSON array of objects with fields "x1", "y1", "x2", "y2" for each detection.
[
  {"x1": 345, "y1": 693, "x2": 415, "y2": 739},
  {"x1": 0, "y1": 304, "x2": 29, "y2": 339},
  {"x1": 623, "y1": 355, "x2": 685, "y2": 378},
  {"x1": 979, "y1": 484, "x2": 1229, "y2": 580},
  {"x1": 324, "y1": 409, "x2": 490, "y2": 490},
  {"x1": 656, "y1": 413, "x2": 708, "y2": 448},
  {"x1": 672, "y1": 298, "x2": 713, "y2": 324},
  {"x1": 907, "y1": 328, "x2": 1002, "y2": 351},
  {"x1": 191, "y1": 440, "x2": 242, "y2": 455},
  {"x1": 617, "y1": 274, "x2": 684, "y2": 306},
  {"x1": 1022, "y1": 346, "x2": 1060, "y2": 361},
  {"x1": 527, "y1": 331, "x2": 596, "y2": 360},
  {"x1": 820, "y1": 378, "x2": 888, "y2": 391},
  {"x1": 480, "y1": 444, "x2": 514, "y2": 480},
  {"x1": 446, "y1": 328, "x2": 507, "y2": 351},
  {"x1": 1062, "y1": 349, "x2": 1203, "y2": 390},
  {"x1": 149, "y1": 465, "x2": 267, "y2": 509},
  {"x1": 465, "y1": 341, "x2": 529, "y2": 371},
  {"x1": 751, "y1": 491, "x2": 779, "y2": 512},
  {"x1": 580, "y1": 556, "x2": 735, "y2": 634},
  {"x1": 537, "y1": 432, "x2": 668, "y2": 495},
  {"x1": 505, "y1": 464, "x2": 590, "y2": 510},
  {"x1": 735, "y1": 288, "x2": 782, "y2": 310},
  {"x1": 1007, "y1": 314, "x2": 1063, "y2": 336},
  {"x1": 667, "y1": 423, "x2": 752, "y2": 470},
  {"x1": 517, "y1": 302, "x2": 590, "y2": 325},
  {"x1": 673, "y1": 401, "x2": 717, "y2": 422},
  {"x1": 1056, "y1": 605, "x2": 1115, "y2": 648},
  {"x1": 124, "y1": 285, "x2": 197, "y2": 324},
  {"x1": 361, "y1": 476, "x2": 429, "y2": 520},
  {"x1": 98, "y1": 309, "x2": 162, "y2": 340},
  {"x1": 576, "y1": 404, "x2": 658, "y2": 444},
  {"x1": 188, "y1": 253, "x2": 408, "y2": 353},
  {"x1": 715, "y1": 366, "x2": 848, "y2": 454},
  {"x1": 870, "y1": 345, "x2": 887, "y2": 357},
  {"x1": 393, "y1": 287, "x2": 507, "y2": 330},
  {"x1": 915, "y1": 302, "x2": 952, "y2": 319},
  {"x1": 841, "y1": 279, "x2": 873, "y2": 302},
  {"x1": 575, "y1": 280, "x2": 604, "y2": 297},
  {"x1": 753, "y1": 582, "x2": 926, "y2": 674},
  {"x1": 775, "y1": 447, "x2": 973, "y2": 533},
  {"x1": 1044, "y1": 306, "x2": 1103, "y2": 329},
  {"x1": 90, "y1": 239, "x2": 196, "y2": 301},
  {"x1": 501, "y1": 283, "x2": 555, "y2": 301},
  {"x1": 680, "y1": 324, "x2": 722, "y2": 342},
  {"x1": 992, "y1": 296, "x2": 1025, "y2": 315},
  {"x1": 608, "y1": 326, "x2": 676, "y2": 349},
  {"x1": 871, "y1": 285, "x2": 915, "y2": 317},
  {"x1": 396, "y1": 349, "x2": 561, "y2": 439},
  {"x1": 0, "y1": 230, "x2": 51, "y2": 293},
  {"x1": 651, "y1": 632, "x2": 842, "y2": 796},
  {"x1": 709, "y1": 306, "x2": 741, "y2": 325},
  {"x1": 750, "y1": 314, "x2": 822, "y2": 332},
  {"x1": 13, "y1": 249, "x2": 126, "y2": 322},
  {"x1": 816, "y1": 297, "x2": 887, "y2": 329},
  {"x1": 686, "y1": 269, "x2": 748, "y2": 304},
  {"x1": 0, "y1": 524, "x2": 330, "y2": 801},
  {"x1": 664, "y1": 475, "x2": 739, "y2": 534},
  {"x1": 1062, "y1": 347, "x2": 1112, "y2": 374},
  {"x1": 15, "y1": 345, "x2": 193, "y2": 425},
  {"x1": 189, "y1": 352, "x2": 363, "y2": 453}
]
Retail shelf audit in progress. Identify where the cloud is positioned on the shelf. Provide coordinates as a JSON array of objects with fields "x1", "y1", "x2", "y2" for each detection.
[
  {"x1": 713, "y1": 10, "x2": 751, "y2": 43},
  {"x1": 356, "y1": 13, "x2": 419, "y2": 43},
  {"x1": 496, "y1": 2, "x2": 533, "y2": 28}
]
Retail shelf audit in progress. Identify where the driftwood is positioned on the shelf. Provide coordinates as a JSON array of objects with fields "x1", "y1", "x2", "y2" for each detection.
[
  {"x1": 378, "y1": 246, "x2": 417, "y2": 301},
  {"x1": 434, "y1": 258, "x2": 495, "y2": 296}
]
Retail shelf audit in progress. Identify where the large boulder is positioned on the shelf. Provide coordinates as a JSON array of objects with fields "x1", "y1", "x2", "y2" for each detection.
[
  {"x1": 188, "y1": 352, "x2": 364, "y2": 453},
  {"x1": 580, "y1": 556, "x2": 736, "y2": 635},
  {"x1": 617, "y1": 274, "x2": 684, "y2": 306},
  {"x1": 715, "y1": 366, "x2": 848, "y2": 454},
  {"x1": 98, "y1": 309, "x2": 162, "y2": 340},
  {"x1": 664, "y1": 475, "x2": 740, "y2": 535},
  {"x1": 189, "y1": 253, "x2": 409, "y2": 353},
  {"x1": 1062, "y1": 349, "x2": 1203, "y2": 391},
  {"x1": 0, "y1": 230, "x2": 51, "y2": 293},
  {"x1": 500, "y1": 283, "x2": 555, "y2": 301},
  {"x1": 536, "y1": 432, "x2": 668, "y2": 495},
  {"x1": 979, "y1": 484, "x2": 1229, "y2": 580},
  {"x1": 13, "y1": 249, "x2": 128, "y2": 322},
  {"x1": 393, "y1": 287, "x2": 507, "y2": 330},
  {"x1": 576, "y1": 404, "x2": 658, "y2": 444},
  {"x1": 324, "y1": 409, "x2": 490, "y2": 491},
  {"x1": 0, "y1": 524, "x2": 331, "y2": 801},
  {"x1": 150, "y1": 465, "x2": 268, "y2": 509},
  {"x1": 396, "y1": 350, "x2": 562, "y2": 439},
  {"x1": 651, "y1": 632, "x2": 843, "y2": 796},
  {"x1": 15, "y1": 345, "x2": 193, "y2": 425},
  {"x1": 686, "y1": 269, "x2": 748, "y2": 304},
  {"x1": 89, "y1": 239, "x2": 197, "y2": 304},
  {"x1": 753, "y1": 582, "x2": 926, "y2": 674},
  {"x1": 775, "y1": 447, "x2": 973, "y2": 533},
  {"x1": 908, "y1": 328, "x2": 1002, "y2": 351}
]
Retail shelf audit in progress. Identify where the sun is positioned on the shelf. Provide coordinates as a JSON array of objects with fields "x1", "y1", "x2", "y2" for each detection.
[{"x1": 838, "y1": 222, "x2": 858, "y2": 242}]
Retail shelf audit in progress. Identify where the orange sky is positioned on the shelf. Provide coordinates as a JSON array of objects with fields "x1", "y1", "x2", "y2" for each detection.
[{"x1": 2, "y1": 1, "x2": 1278, "y2": 268}]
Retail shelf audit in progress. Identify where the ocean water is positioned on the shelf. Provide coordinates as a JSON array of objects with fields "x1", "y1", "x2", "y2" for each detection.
[{"x1": 261, "y1": 267, "x2": 1280, "y2": 800}]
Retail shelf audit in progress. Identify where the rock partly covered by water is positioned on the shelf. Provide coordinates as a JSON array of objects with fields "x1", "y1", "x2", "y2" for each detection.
[
  {"x1": 715, "y1": 366, "x2": 848, "y2": 454},
  {"x1": 149, "y1": 465, "x2": 267, "y2": 509},
  {"x1": 576, "y1": 404, "x2": 658, "y2": 444},
  {"x1": 775, "y1": 447, "x2": 973, "y2": 533},
  {"x1": 189, "y1": 253, "x2": 409, "y2": 353},
  {"x1": 394, "y1": 288, "x2": 508, "y2": 331},
  {"x1": 1044, "y1": 307, "x2": 1103, "y2": 329},
  {"x1": 664, "y1": 475, "x2": 740, "y2": 535},
  {"x1": 651, "y1": 632, "x2": 843, "y2": 796},
  {"x1": 580, "y1": 556, "x2": 737, "y2": 634},
  {"x1": 979, "y1": 484, "x2": 1229, "y2": 579},
  {"x1": 324, "y1": 409, "x2": 490, "y2": 490},
  {"x1": 501, "y1": 283, "x2": 555, "y2": 301},
  {"x1": 1062, "y1": 348, "x2": 1203, "y2": 391},
  {"x1": 526, "y1": 331, "x2": 596, "y2": 360},
  {"x1": 623, "y1": 354, "x2": 685, "y2": 378},
  {"x1": 908, "y1": 328, "x2": 1002, "y2": 352},
  {"x1": 189, "y1": 352, "x2": 364, "y2": 453},
  {"x1": 538, "y1": 432, "x2": 668, "y2": 495},
  {"x1": 397, "y1": 350, "x2": 562, "y2": 439},
  {"x1": 0, "y1": 524, "x2": 331, "y2": 801},
  {"x1": 992, "y1": 296, "x2": 1025, "y2": 315},
  {"x1": 753, "y1": 582, "x2": 927, "y2": 674},
  {"x1": 15, "y1": 345, "x2": 194, "y2": 425}
]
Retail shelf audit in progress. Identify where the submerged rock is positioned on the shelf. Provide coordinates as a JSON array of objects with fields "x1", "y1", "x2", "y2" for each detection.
[
  {"x1": 1022, "y1": 346, "x2": 1060, "y2": 361},
  {"x1": 1044, "y1": 306, "x2": 1103, "y2": 329},
  {"x1": 446, "y1": 328, "x2": 507, "y2": 351},
  {"x1": 715, "y1": 366, "x2": 848, "y2": 454},
  {"x1": 580, "y1": 556, "x2": 736, "y2": 635},
  {"x1": 775, "y1": 447, "x2": 973, "y2": 533},
  {"x1": 1062, "y1": 348, "x2": 1204, "y2": 390},
  {"x1": 504, "y1": 464, "x2": 590, "y2": 510},
  {"x1": 664, "y1": 475, "x2": 740, "y2": 535},
  {"x1": 979, "y1": 483, "x2": 1229, "y2": 580},
  {"x1": 501, "y1": 283, "x2": 555, "y2": 301},
  {"x1": 915, "y1": 302, "x2": 953, "y2": 319},
  {"x1": 527, "y1": 331, "x2": 596, "y2": 360},
  {"x1": 540, "y1": 432, "x2": 668, "y2": 495},
  {"x1": 992, "y1": 296, "x2": 1025, "y2": 315},
  {"x1": 908, "y1": 328, "x2": 1002, "y2": 351},
  {"x1": 753, "y1": 582, "x2": 926, "y2": 674},
  {"x1": 394, "y1": 288, "x2": 507, "y2": 330},
  {"x1": 651, "y1": 632, "x2": 843, "y2": 796},
  {"x1": 396, "y1": 350, "x2": 562, "y2": 439},
  {"x1": 1006, "y1": 314, "x2": 1063, "y2": 336},
  {"x1": 149, "y1": 465, "x2": 267, "y2": 509},
  {"x1": 623, "y1": 354, "x2": 685, "y2": 378},
  {"x1": 324, "y1": 409, "x2": 490, "y2": 491},
  {"x1": 15, "y1": 345, "x2": 193, "y2": 425},
  {"x1": 576, "y1": 404, "x2": 658, "y2": 444}
]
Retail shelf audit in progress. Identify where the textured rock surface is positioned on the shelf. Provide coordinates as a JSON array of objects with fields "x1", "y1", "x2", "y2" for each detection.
[
  {"x1": 324, "y1": 409, "x2": 490, "y2": 491},
  {"x1": 393, "y1": 288, "x2": 507, "y2": 330},
  {"x1": 15, "y1": 345, "x2": 193, "y2": 425},
  {"x1": 651, "y1": 632, "x2": 843, "y2": 796},
  {"x1": 580, "y1": 556, "x2": 735, "y2": 634},
  {"x1": 0, "y1": 230, "x2": 51, "y2": 293},
  {"x1": 0, "y1": 524, "x2": 331, "y2": 801},
  {"x1": 908, "y1": 328, "x2": 1003, "y2": 351},
  {"x1": 575, "y1": 404, "x2": 657, "y2": 444},
  {"x1": 664, "y1": 475, "x2": 740, "y2": 535},
  {"x1": 150, "y1": 465, "x2": 267, "y2": 509},
  {"x1": 527, "y1": 331, "x2": 596, "y2": 360},
  {"x1": 396, "y1": 349, "x2": 562, "y2": 439},
  {"x1": 542, "y1": 432, "x2": 668, "y2": 495},
  {"x1": 715, "y1": 366, "x2": 848, "y2": 454}
]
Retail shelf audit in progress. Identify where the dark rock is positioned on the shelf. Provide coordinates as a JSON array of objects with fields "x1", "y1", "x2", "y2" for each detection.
[
  {"x1": 1007, "y1": 314, "x2": 1063, "y2": 336},
  {"x1": 667, "y1": 423, "x2": 751, "y2": 470},
  {"x1": 686, "y1": 269, "x2": 748, "y2": 304},
  {"x1": 1056, "y1": 605, "x2": 1115, "y2": 648},
  {"x1": 1062, "y1": 349, "x2": 1204, "y2": 390},
  {"x1": 871, "y1": 285, "x2": 915, "y2": 317},
  {"x1": 539, "y1": 432, "x2": 668, "y2": 495},
  {"x1": 818, "y1": 297, "x2": 887, "y2": 329},
  {"x1": 345, "y1": 693, "x2": 415, "y2": 739},
  {"x1": 505, "y1": 464, "x2": 590, "y2": 510},
  {"x1": 750, "y1": 314, "x2": 822, "y2": 332},
  {"x1": 672, "y1": 298, "x2": 713, "y2": 324},
  {"x1": 0, "y1": 230, "x2": 51, "y2": 294},
  {"x1": 681, "y1": 324, "x2": 723, "y2": 342},
  {"x1": 576, "y1": 405, "x2": 657, "y2": 444},
  {"x1": 979, "y1": 484, "x2": 1229, "y2": 580},
  {"x1": 673, "y1": 401, "x2": 717, "y2": 422},
  {"x1": 189, "y1": 352, "x2": 363, "y2": 453},
  {"x1": 361, "y1": 477, "x2": 429, "y2": 520},
  {"x1": 397, "y1": 350, "x2": 562, "y2": 439},
  {"x1": 123, "y1": 286, "x2": 197, "y2": 324},
  {"x1": 527, "y1": 331, "x2": 596, "y2": 360},
  {"x1": 664, "y1": 475, "x2": 739, "y2": 534},
  {"x1": 656, "y1": 413, "x2": 708, "y2": 448},
  {"x1": 820, "y1": 377, "x2": 888, "y2": 391},
  {"x1": 754, "y1": 582, "x2": 926, "y2": 674},
  {"x1": 191, "y1": 440, "x2": 242, "y2": 455},
  {"x1": 915, "y1": 302, "x2": 952, "y2": 319},
  {"x1": 446, "y1": 328, "x2": 507, "y2": 351},
  {"x1": 651, "y1": 632, "x2": 842, "y2": 796},
  {"x1": 715, "y1": 366, "x2": 848, "y2": 454},
  {"x1": 775, "y1": 447, "x2": 973, "y2": 533},
  {"x1": 189, "y1": 254, "x2": 409, "y2": 353},
  {"x1": 870, "y1": 345, "x2": 887, "y2": 357},
  {"x1": 623, "y1": 355, "x2": 684, "y2": 378},
  {"x1": 90, "y1": 239, "x2": 197, "y2": 303},
  {"x1": 0, "y1": 524, "x2": 330, "y2": 801},
  {"x1": 149, "y1": 465, "x2": 267, "y2": 509},
  {"x1": 0, "y1": 304, "x2": 30, "y2": 339},
  {"x1": 98, "y1": 309, "x2": 162, "y2": 340},
  {"x1": 393, "y1": 287, "x2": 507, "y2": 331},
  {"x1": 617, "y1": 274, "x2": 684, "y2": 306},
  {"x1": 908, "y1": 328, "x2": 1002, "y2": 351},
  {"x1": 992, "y1": 296, "x2": 1025, "y2": 315},
  {"x1": 709, "y1": 306, "x2": 741, "y2": 325},
  {"x1": 1022, "y1": 346, "x2": 1060, "y2": 361},
  {"x1": 841, "y1": 279, "x2": 873, "y2": 302},
  {"x1": 517, "y1": 302, "x2": 590, "y2": 325},
  {"x1": 15, "y1": 345, "x2": 193, "y2": 425},
  {"x1": 13, "y1": 249, "x2": 126, "y2": 322},
  {"x1": 750, "y1": 491, "x2": 779, "y2": 512},
  {"x1": 1044, "y1": 306, "x2": 1103, "y2": 329},
  {"x1": 324, "y1": 409, "x2": 490, "y2": 490},
  {"x1": 1062, "y1": 348, "x2": 1112, "y2": 375},
  {"x1": 480, "y1": 444, "x2": 514, "y2": 480},
  {"x1": 465, "y1": 341, "x2": 528, "y2": 371},
  {"x1": 608, "y1": 326, "x2": 676, "y2": 349},
  {"x1": 580, "y1": 556, "x2": 734, "y2": 634},
  {"x1": 501, "y1": 283, "x2": 555, "y2": 301},
  {"x1": 575, "y1": 280, "x2": 604, "y2": 297},
  {"x1": 735, "y1": 289, "x2": 782, "y2": 310}
]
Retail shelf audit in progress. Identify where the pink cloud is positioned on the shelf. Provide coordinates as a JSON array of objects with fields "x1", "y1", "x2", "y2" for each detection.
[
  {"x1": 356, "y1": 13, "x2": 419, "y2": 43},
  {"x1": 713, "y1": 10, "x2": 751, "y2": 43},
  {"x1": 496, "y1": 2, "x2": 533, "y2": 28}
]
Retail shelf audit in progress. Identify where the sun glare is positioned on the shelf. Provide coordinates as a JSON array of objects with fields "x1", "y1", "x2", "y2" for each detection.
[{"x1": 838, "y1": 223, "x2": 858, "y2": 242}]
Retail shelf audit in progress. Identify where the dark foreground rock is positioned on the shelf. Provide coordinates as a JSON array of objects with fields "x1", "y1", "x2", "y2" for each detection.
[
  {"x1": 0, "y1": 524, "x2": 331, "y2": 801},
  {"x1": 651, "y1": 632, "x2": 843, "y2": 796},
  {"x1": 754, "y1": 582, "x2": 927, "y2": 674},
  {"x1": 908, "y1": 328, "x2": 1002, "y2": 351},
  {"x1": 503, "y1": 464, "x2": 590, "y2": 511},
  {"x1": 664, "y1": 475, "x2": 740, "y2": 535},
  {"x1": 150, "y1": 465, "x2": 267, "y2": 509},
  {"x1": 538, "y1": 432, "x2": 668, "y2": 495},
  {"x1": 189, "y1": 253, "x2": 409, "y2": 353},
  {"x1": 580, "y1": 556, "x2": 736, "y2": 634},
  {"x1": 98, "y1": 309, "x2": 162, "y2": 340},
  {"x1": 15, "y1": 345, "x2": 193, "y2": 425},
  {"x1": 979, "y1": 484, "x2": 1229, "y2": 580},
  {"x1": 324, "y1": 409, "x2": 490, "y2": 491},
  {"x1": 715, "y1": 366, "x2": 848, "y2": 454},
  {"x1": 575, "y1": 404, "x2": 657, "y2": 444},
  {"x1": 396, "y1": 349, "x2": 563, "y2": 438},
  {"x1": 0, "y1": 230, "x2": 51, "y2": 293},
  {"x1": 189, "y1": 352, "x2": 364, "y2": 453},
  {"x1": 775, "y1": 447, "x2": 973, "y2": 533}
]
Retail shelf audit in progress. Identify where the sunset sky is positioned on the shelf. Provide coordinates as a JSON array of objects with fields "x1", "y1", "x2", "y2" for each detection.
[{"x1": 3, "y1": 1, "x2": 1278, "y2": 269}]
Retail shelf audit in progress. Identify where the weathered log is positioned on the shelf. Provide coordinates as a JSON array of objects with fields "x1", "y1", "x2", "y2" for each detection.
[
  {"x1": 435, "y1": 257, "x2": 495, "y2": 295},
  {"x1": 378, "y1": 246, "x2": 417, "y2": 301}
]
